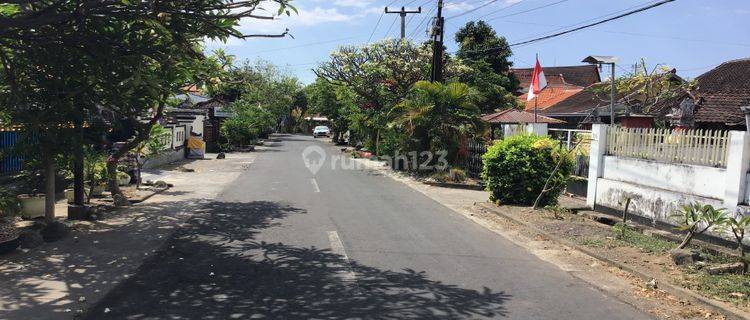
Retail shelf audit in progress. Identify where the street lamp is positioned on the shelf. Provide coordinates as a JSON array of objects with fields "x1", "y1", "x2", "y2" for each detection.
[{"x1": 582, "y1": 55, "x2": 619, "y2": 126}]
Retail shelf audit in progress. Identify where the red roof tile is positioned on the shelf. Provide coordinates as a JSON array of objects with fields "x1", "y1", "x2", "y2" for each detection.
[
  {"x1": 512, "y1": 65, "x2": 601, "y2": 92},
  {"x1": 689, "y1": 58, "x2": 750, "y2": 125},
  {"x1": 519, "y1": 86, "x2": 583, "y2": 111},
  {"x1": 482, "y1": 109, "x2": 565, "y2": 124}
]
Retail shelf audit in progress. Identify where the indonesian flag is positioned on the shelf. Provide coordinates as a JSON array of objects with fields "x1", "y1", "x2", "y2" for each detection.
[{"x1": 526, "y1": 57, "x2": 548, "y2": 101}]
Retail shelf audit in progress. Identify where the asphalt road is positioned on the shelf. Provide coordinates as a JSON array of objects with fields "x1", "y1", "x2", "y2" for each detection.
[{"x1": 85, "y1": 135, "x2": 651, "y2": 319}]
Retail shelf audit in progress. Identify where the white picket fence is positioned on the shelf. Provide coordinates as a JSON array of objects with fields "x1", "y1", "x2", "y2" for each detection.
[{"x1": 606, "y1": 126, "x2": 730, "y2": 167}]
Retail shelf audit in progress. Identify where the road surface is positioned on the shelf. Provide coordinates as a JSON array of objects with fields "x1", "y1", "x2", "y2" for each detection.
[{"x1": 85, "y1": 135, "x2": 651, "y2": 319}]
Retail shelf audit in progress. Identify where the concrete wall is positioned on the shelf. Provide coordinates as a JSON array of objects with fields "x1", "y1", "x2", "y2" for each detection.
[
  {"x1": 588, "y1": 124, "x2": 750, "y2": 230},
  {"x1": 594, "y1": 178, "x2": 724, "y2": 224},
  {"x1": 142, "y1": 148, "x2": 184, "y2": 170},
  {"x1": 601, "y1": 156, "x2": 726, "y2": 200}
]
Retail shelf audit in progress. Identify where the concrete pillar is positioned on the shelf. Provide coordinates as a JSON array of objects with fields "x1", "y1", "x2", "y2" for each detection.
[
  {"x1": 587, "y1": 124, "x2": 609, "y2": 208},
  {"x1": 724, "y1": 131, "x2": 750, "y2": 210},
  {"x1": 526, "y1": 123, "x2": 548, "y2": 136}
]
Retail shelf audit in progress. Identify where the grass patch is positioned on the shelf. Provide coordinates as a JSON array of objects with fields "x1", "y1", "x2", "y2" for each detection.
[
  {"x1": 612, "y1": 223, "x2": 676, "y2": 253},
  {"x1": 578, "y1": 238, "x2": 605, "y2": 248},
  {"x1": 678, "y1": 270, "x2": 750, "y2": 307}
]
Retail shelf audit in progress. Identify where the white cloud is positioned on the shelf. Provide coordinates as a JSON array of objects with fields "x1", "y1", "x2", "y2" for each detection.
[
  {"x1": 444, "y1": 1, "x2": 475, "y2": 13},
  {"x1": 333, "y1": 0, "x2": 374, "y2": 8}
]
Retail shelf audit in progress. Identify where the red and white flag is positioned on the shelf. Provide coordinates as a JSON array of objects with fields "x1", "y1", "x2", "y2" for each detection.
[{"x1": 526, "y1": 57, "x2": 548, "y2": 101}]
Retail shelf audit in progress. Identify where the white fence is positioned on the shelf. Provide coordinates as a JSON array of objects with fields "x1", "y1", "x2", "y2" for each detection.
[
  {"x1": 606, "y1": 126, "x2": 730, "y2": 167},
  {"x1": 588, "y1": 124, "x2": 750, "y2": 232}
]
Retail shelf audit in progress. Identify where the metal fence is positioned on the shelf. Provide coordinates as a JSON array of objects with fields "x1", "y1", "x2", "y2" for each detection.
[
  {"x1": 464, "y1": 140, "x2": 487, "y2": 179},
  {"x1": 0, "y1": 130, "x2": 22, "y2": 174},
  {"x1": 606, "y1": 126, "x2": 730, "y2": 167}
]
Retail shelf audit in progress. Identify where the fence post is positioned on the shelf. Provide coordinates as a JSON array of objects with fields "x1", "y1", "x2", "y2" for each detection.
[
  {"x1": 586, "y1": 124, "x2": 609, "y2": 208},
  {"x1": 526, "y1": 123, "x2": 548, "y2": 136},
  {"x1": 723, "y1": 131, "x2": 750, "y2": 211}
]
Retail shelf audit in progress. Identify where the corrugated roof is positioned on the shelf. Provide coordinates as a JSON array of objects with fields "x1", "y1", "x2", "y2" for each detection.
[{"x1": 482, "y1": 109, "x2": 565, "y2": 124}]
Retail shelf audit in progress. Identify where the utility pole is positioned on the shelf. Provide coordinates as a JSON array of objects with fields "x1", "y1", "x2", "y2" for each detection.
[
  {"x1": 385, "y1": 6, "x2": 421, "y2": 39},
  {"x1": 429, "y1": 0, "x2": 444, "y2": 82}
]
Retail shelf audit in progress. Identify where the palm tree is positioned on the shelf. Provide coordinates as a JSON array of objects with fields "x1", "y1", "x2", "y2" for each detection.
[{"x1": 390, "y1": 81, "x2": 484, "y2": 165}]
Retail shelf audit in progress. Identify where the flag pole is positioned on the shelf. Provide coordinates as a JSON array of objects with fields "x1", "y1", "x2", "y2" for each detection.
[{"x1": 534, "y1": 53, "x2": 538, "y2": 123}]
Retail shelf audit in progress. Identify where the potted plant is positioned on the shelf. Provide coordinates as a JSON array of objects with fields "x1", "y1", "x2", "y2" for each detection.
[
  {"x1": 84, "y1": 148, "x2": 108, "y2": 201},
  {"x1": 117, "y1": 171, "x2": 131, "y2": 186},
  {"x1": 0, "y1": 190, "x2": 21, "y2": 254},
  {"x1": 16, "y1": 171, "x2": 45, "y2": 219}
]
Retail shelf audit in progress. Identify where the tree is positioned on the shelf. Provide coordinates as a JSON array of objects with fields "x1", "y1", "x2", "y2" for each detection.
[
  {"x1": 315, "y1": 39, "x2": 470, "y2": 154},
  {"x1": 221, "y1": 100, "x2": 276, "y2": 149},
  {"x1": 672, "y1": 203, "x2": 729, "y2": 250},
  {"x1": 134, "y1": 125, "x2": 172, "y2": 189},
  {"x1": 0, "y1": 0, "x2": 296, "y2": 207},
  {"x1": 588, "y1": 59, "x2": 689, "y2": 122},
  {"x1": 727, "y1": 216, "x2": 750, "y2": 273},
  {"x1": 391, "y1": 81, "x2": 483, "y2": 165},
  {"x1": 455, "y1": 21, "x2": 519, "y2": 113},
  {"x1": 306, "y1": 79, "x2": 355, "y2": 143},
  {"x1": 455, "y1": 21, "x2": 515, "y2": 74}
]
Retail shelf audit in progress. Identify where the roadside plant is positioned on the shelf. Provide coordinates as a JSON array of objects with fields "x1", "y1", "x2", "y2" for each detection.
[
  {"x1": 482, "y1": 134, "x2": 573, "y2": 207},
  {"x1": 0, "y1": 189, "x2": 21, "y2": 218},
  {"x1": 672, "y1": 203, "x2": 729, "y2": 249},
  {"x1": 83, "y1": 147, "x2": 108, "y2": 203},
  {"x1": 134, "y1": 125, "x2": 171, "y2": 189},
  {"x1": 726, "y1": 215, "x2": 750, "y2": 273},
  {"x1": 390, "y1": 81, "x2": 483, "y2": 166}
]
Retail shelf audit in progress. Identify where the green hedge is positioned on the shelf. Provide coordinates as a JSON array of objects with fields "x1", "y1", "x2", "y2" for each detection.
[{"x1": 481, "y1": 134, "x2": 573, "y2": 206}]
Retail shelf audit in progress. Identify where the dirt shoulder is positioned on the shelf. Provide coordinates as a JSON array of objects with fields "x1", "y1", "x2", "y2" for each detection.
[{"x1": 350, "y1": 156, "x2": 743, "y2": 320}]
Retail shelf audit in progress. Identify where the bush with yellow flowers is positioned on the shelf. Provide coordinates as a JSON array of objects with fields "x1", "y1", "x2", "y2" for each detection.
[{"x1": 481, "y1": 133, "x2": 573, "y2": 206}]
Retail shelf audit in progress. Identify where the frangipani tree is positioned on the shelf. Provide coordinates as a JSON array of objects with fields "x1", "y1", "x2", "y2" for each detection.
[{"x1": 1, "y1": 0, "x2": 296, "y2": 206}]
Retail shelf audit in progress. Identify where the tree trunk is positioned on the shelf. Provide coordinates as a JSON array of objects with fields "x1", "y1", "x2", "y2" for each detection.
[
  {"x1": 107, "y1": 94, "x2": 167, "y2": 199},
  {"x1": 375, "y1": 129, "x2": 381, "y2": 157},
  {"x1": 677, "y1": 232, "x2": 694, "y2": 249},
  {"x1": 106, "y1": 158, "x2": 121, "y2": 198},
  {"x1": 736, "y1": 232, "x2": 747, "y2": 273},
  {"x1": 43, "y1": 156, "x2": 56, "y2": 222}
]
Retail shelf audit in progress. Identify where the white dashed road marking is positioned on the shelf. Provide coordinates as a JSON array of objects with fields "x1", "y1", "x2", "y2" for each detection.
[{"x1": 327, "y1": 231, "x2": 357, "y2": 284}]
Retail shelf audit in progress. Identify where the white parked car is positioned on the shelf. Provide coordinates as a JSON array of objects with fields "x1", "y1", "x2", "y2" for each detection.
[{"x1": 312, "y1": 126, "x2": 331, "y2": 138}]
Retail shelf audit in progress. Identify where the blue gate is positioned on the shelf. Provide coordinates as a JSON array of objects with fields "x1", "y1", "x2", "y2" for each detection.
[{"x1": 0, "y1": 130, "x2": 22, "y2": 174}]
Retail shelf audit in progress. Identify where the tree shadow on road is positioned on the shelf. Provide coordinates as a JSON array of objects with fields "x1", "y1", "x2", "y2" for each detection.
[{"x1": 84, "y1": 200, "x2": 511, "y2": 319}]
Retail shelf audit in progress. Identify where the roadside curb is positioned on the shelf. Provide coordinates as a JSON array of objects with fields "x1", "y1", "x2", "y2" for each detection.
[
  {"x1": 422, "y1": 181, "x2": 485, "y2": 191},
  {"x1": 476, "y1": 202, "x2": 750, "y2": 320},
  {"x1": 129, "y1": 186, "x2": 171, "y2": 204}
]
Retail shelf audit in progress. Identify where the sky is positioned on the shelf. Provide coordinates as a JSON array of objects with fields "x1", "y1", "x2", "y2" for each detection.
[{"x1": 205, "y1": 0, "x2": 750, "y2": 84}]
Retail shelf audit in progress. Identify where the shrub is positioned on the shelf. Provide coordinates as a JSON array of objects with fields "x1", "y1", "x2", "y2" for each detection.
[
  {"x1": 481, "y1": 134, "x2": 572, "y2": 206},
  {"x1": 431, "y1": 168, "x2": 467, "y2": 183}
]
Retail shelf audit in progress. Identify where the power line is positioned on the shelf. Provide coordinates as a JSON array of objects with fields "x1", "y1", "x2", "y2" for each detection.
[
  {"x1": 511, "y1": 0, "x2": 662, "y2": 44},
  {"x1": 449, "y1": 0, "x2": 677, "y2": 54},
  {"x1": 510, "y1": 0, "x2": 676, "y2": 47},
  {"x1": 485, "y1": 0, "x2": 568, "y2": 21},
  {"x1": 384, "y1": 15, "x2": 399, "y2": 38},
  {"x1": 248, "y1": 35, "x2": 363, "y2": 54},
  {"x1": 473, "y1": 0, "x2": 526, "y2": 20},
  {"x1": 367, "y1": 0, "x2": 401, "y2": 42},
  {"x1": 446, "y1": 0, "x2": 500, "y2": 19},
  {"x1": 368, "y1": 12, "x2": 385, "y2": 42},
  {"x1": 408, "y1": 5, "x2": 437, "y2": 40}
]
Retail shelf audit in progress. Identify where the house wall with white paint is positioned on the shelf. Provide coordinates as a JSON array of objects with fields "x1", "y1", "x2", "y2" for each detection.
[{"x1": 587, "y1": 124, "x2": 750, "y2": 231}]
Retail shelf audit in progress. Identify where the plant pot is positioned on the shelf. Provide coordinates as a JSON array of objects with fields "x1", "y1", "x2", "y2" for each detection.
[
  {"x1": 117, "y1": 174, "x2": 131, "y2": 186},
  {"x1": 17, "y1": 194, "x2": 45, "y2": 219},
  {"x1": 64, "y1": 189, "x2": 75, "y2": 204},
  {"x1": 0, "y1": 218, "x2": 20, "y2": 254},
  {"x1": 89, "y1": 185, "x2": 105, "y2": 197}
]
